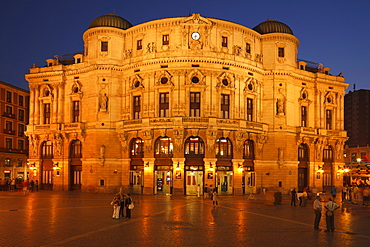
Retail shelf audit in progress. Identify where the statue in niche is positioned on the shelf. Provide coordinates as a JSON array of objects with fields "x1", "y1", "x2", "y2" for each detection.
[
  {"x1": 277, "y1": 98, "x2": 284, "y2": 115},
  {"x1": 99, "y1": 93, "x2": 108, "y2": 111}
]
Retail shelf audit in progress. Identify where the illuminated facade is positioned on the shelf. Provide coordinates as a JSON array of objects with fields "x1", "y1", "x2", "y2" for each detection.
[
  {"x1": 25, "y1": 14, "x2": 348, "y2": 194},
  {"x1": 0, "y1": 81, "x2": 29, "y2": 180}
]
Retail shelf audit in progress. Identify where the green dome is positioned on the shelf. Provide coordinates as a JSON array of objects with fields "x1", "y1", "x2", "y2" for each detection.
[
  {"x1": 88, "y1": 14, "x2": 132, "y2": 30},
  {"x1": 253, "y1": 20, "x2": 293, "y2": 35}
]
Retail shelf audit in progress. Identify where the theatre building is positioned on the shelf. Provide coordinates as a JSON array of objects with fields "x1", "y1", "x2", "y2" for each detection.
[{"x1": 25, "y1": 13, "x2": 348, "y2": 194}]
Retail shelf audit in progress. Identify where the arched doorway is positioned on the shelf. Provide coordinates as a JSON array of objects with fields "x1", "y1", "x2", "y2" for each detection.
[
  {"x1": 154, "y1": 136, "x2": 173, "y2": 194},
  {"x1": 184, "y1": 136, "x2": 205, "y2": 195},
  {"x1": 322, "y1": 145, "x2": 334, "y2": 192},
  {"x1": 243, "y1": 139, "x2": 255, "y2": 194},
  {"x1": 40, "y1": 141, "x2": 54, "y2": 190},
  {"x1": 129, "y1": 137, "x2": 144, "y2": 194},
  {"x1": 298, "y1": 143, "x2": 309, "y2": 192},
  {"x1": 69, "y1": 140, "x2": 82, "y2": 190},
  {"x1": 215, "y1": 137, "x2": 233, "y2": 195}
]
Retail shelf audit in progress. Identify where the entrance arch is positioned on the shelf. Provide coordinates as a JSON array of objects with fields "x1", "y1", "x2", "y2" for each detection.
[
  {"x1": 184, "y1": 136, "x2": 205, "y2": 195},
  {"x1": 40, "y1": 141, "x2": 54, "y2": 190},
  {"x1": 243, "y1": 139, "x2": 255, "y2": 194}
]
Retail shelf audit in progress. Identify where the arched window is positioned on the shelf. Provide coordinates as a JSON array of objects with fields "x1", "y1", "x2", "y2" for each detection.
[
  {"x1": 243, "y1": 139, "x2": 255, "y2": 160},
  {"x1": 298, "y1": 143, "x2": 309, "y2": 162},
  {"x1": 185, "y1": 136, "x2": 204, "y2": 157},
  {"x1": 70, "y1": 140, "x2": 82, "y2": 158},
  {"x1": 154, "y1": 136, "x2": 173, "y2": 158},
  {"x1": 130, "y1": 138, "x2": 144, "y2": 158},
  {"x1": 41, "y1": 141, "x2": 54, "y2": 158},
  {"x1": 215, "y1": 137, "x2": 232, "y2": 159},
  {"x1": 323, "y1": 145, "x2": 333, "y2": 162}
]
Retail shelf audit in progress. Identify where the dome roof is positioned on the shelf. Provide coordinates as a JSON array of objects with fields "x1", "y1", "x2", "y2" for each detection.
[
  {"x1": 253, "y1": 20, "x2": 293, "y2": 35},
  {"x1": 88, "y1": 14, "x2": 132, "y2": 30}
]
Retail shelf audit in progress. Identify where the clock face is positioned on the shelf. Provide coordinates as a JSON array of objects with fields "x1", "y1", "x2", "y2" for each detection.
[{"x1": 191, "y1": 32, "x2": 200, "y2": 40}]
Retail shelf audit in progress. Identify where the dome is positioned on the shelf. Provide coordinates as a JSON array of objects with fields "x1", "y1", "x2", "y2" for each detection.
[
  {"x1": 253, "y1": 20, "x2": 293, "y2": 35},
  {"x1": 88, "y1": 14, "x2": 132, "y2": 30}
]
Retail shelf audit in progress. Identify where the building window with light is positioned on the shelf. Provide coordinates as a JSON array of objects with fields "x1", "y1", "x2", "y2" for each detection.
[
  {"x1": 137, "y1": 39, "x2": 142, "y2": 50},
  {"x1": 133, "y1": 96, "x2": 141, "y2": 119},
  {"x1": 41, "y1": 141, "x2": 54, "y2": 158},
  {"x1": 184, "y1": 136, "x2": 204, "y2": 157},
  {"x1": 323, "y1": 145, "x2": 333, "y2": 162},
  {"x1": 159, "y1": 93, "x2": 169, "y2": 117},
  {"x1": 222, "y1": 36, "x2": 228, "y2": 47},
  {"x1": 154, "y1": 136, "x2": 173, "y2": 158},
  {"x1": 246, "y1": 43, "x2": 251, "y2": 54},
  {"x1": 6, "y1": 138, "x2": 12, "y2": 149},
  {"x1": 4, "y1": 158, "x2": 11, "y2": 167},
  {"x1": 6, "y1": 106, "x2": 12, "y2": 115},
  {"x1": 221, "y1": 94, "x2": 230, "y2": 119},
  {"x1": 101, "y1": 41, "x2": 108, "y2": 52},
  {"x1": 190, "y1": 92, "x2": 200, "y2": 117},
  {"x1": 18, "y1": 140, "x2": 24, "y2": 150},
  {"x1": 243, "y1": 139, "x2": 254, "y2": 159},
  {"x1": 19, "y1": 95, "x2": 24, "y2": 106},
  {"x1": 44, "y1": 103, "x2": 51, "y2": 124},
  {"x1": 246, "y1": 98, "x2": 253, "y2": 121},
  {"x1": 301, "y1": 106, "x2": 307, "y2": 127},
  {"x1": 5, "y1": 121, "x2": 12, "y2": 132},
  {"x1": 18, "y1": 124, "x2": 24, "y2": 136},
  {"x1": 6, "y1": 91, "x2": 12, "y2": 103},
  {"x1": 326, "y1": 109, "x2": 332, "y2": 129},
  {"x1": 70, "y1": 140, "x2": 82, "y2": 158},
  {"x1": 162, "y1": 34, "x2": 169, "y2": 45},
  {"x1": 216, "y1": 137, "x2": 232, "y2": 159},
  {"x1": 18, "y1": 109, "x2": 24, "y2": 121},
  {"x1": 130, "y1": 138, "x2": 144, "y2": 158},
  {"x1": 72, "y1": 101, "x2": 80, "y2": 122}
]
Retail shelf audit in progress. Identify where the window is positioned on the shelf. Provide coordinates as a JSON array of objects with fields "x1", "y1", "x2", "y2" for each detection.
[
  {"x1": 6, "y1": 138, "x2": 12, "y2": 149},
  {"x1": 215, "y1": 137, "x2": 232, "y2": 159},
  {"x1": 18, "y1": 109, "x2": 24, "y2": 121},
  {"x1": 44, "y1": 103, "x2": 51, "y2": 124},
  {"x1": 41, "y1": 141, "x2": 53, "y2": 158},
  {"x1": 351, "y1": 153, "x2": 357, "y2": 162},
  {"x1": 185, "y1": 136, "x2": 204, "y2": 156},
  {"x1": 19, "y1": 95, "x2": 23, "y2": 106},
  {"x1": 162, "y1": 34, "x2": 169, "y2": 45},
  {"x1": 154, "y1": 136, "x2": 173, "y2": 158},
  {"x1": 5, "y1": 121, "x2": 12, "y2": 131},
  {"x1": 221, "y1": 94, "x2": 230, "y2": 119},
  {"x1": 101, "y1": 41, "x2": 108, "y2": 52},
  {"x1": 17, "y1": 159, "x2": 23, "y2": 167},
  {"x1": 6, "y1": 106, "x2": 12, "y2": 115},
  {"x1": 246, "y1": 43, "x2": 251, "y2": 54},
  {"x1": 137, "y1": 39, "x2": 142, "y2": 50},
  {"x1": 72, "y1": 101, "x2": 80, "y2": 122},
  {"x1": 326, "y1": 109, "x2": 332, "y2": 129},
  {"x1": 190, "y1": 92, "x2": 200, "y2": 117},
  {"x1": 130, "y1": 138, "x2": 144, "y2": 158},
  {"x1": 298, "y1": 143, "x2": 309, "y2": 161},
  {"x1": 243, "y1": 139, "x2": 254, "y2": 159},
  {"x1": 159, "y1": 93, "x2": 169, "y2": 117},
  {"x1": 301, "y1": 106, "x2": 307, "y2": 127},
  {"x1": 70, "y1": 140, "x2": 82, "y2": 158},
  {"x1": 18, "y1": 140, "x2": 24, "y2": 150},
  {"x1": 323, "y1": 146, "x2": 333, "y2": 162},
  {"x1": 278, "y1": 47, "x2": 285, "y2": 57},
  {"x1": 222, "y1": 36, "x2": 228, "y2": 47},
  {"x1": 133, "y1": 96, "x2": 141, "y2": 119},
  {"x1": 5, "y1": 159, "x2": 11, "y2": 167},
  {"x1": 18, "y1": 124, "x2": 24, "y2": 136},
  {"x1": 246, "y1": 98, "x2": 253, "y2": 121},
  {"x1": 6, "y1": 91, "x2": 12, "y2": 103}
]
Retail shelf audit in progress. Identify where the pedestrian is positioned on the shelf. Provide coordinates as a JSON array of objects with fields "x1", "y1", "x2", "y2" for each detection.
[
  {"x1": 212, "y1": 189, "x2": 218, "y2": 206},
  {"x1": 119, "y1": 192, "x2": 126, "y2": 217},
  {"x1": 301, "y1": 190, "x2": 308, "y2": 207},
  {"x1": 22, "y1": 180, "x2": 29, "y2": 195},
  {"x1": 342, "y1": 185, "x2": 348, "y2": 202},
  {"x1": 353, "y1": 185, "x2": 358, "y2": 202},
  {"x1": 111, "y1": 195, "x2": 121, "y2": 220},
  {"x1": 313, "y1": 195, "x2": 322, "y2": 231},
  {"x1": 209, "y1": 185, "x2": 213, "y2": 199},
  {"x1": 197, "y1": 184, "x2": 201, "y2": 197},
  {"x1": 324, "y1": 198, "x2": 339, "y2": 232},
  {"x1": 30, "y1": 180, "x2": 35, "y2": 192},
  {"x1": 125, "y1": 193, "x2": 133, "y2": 218},
  {"x1": 35, "y1": 180, "x2": 39, "y2": 191},
  {"x1": 204, "y1": 184, "x2": 209, "y2": 198},
  {"x1": 291, "y1": 188, "x2": 297, "y2": 206},
  {"x1": 363, "y1": 186, "x2": 369, "y2": 206},
  {"x1": 331, "y1": 186, "x2": 337, "y2": 199}
]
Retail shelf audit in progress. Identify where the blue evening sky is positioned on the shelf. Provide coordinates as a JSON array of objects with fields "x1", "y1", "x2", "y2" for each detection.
[{"x1": 0, "y1": 0, "x2": 369, "y2": 91}]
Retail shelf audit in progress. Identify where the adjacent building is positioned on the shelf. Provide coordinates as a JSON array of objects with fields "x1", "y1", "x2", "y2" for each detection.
[
  {"x1": 0, "y1": 81, "x2": 29, "y2": 180},
  {"x1": 25, "y1": 14, "x2": 348, "y2": 194}
]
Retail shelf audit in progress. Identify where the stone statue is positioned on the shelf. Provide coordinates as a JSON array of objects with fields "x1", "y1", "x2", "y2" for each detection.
[{"x1": 99, "y1": 93, "x2": 108, "y2": 111}]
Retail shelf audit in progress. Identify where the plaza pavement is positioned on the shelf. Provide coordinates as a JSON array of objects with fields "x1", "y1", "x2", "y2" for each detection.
[{"x1": 1, "y1": 190, "x2": 369, "y2": 247}]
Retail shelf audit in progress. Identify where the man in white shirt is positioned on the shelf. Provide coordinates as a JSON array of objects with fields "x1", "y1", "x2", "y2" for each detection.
[
  {"x1": 313, "y1": 195, "x2": 322, "y2": 230},
  {"x1": 325, "y1": 198, "x2": 340, "y2": 232}
]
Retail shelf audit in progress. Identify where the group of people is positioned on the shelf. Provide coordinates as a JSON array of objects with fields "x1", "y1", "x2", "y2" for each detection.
[
  {"x1": 331, "y1": 184, "x2": 370, "y2": 205},
  {"x1": 313, "y1": 195, "x2": 340, "y2": 232},
  {"x1": 111, "y1": 192, "x2": 133, "y2": 220},
  {"x1": 290, "y1": 187, "x2": 309, "y2": 207},
  {"x1": 0, "y1": 178, "x2": 38, "y2": 194},
  {"x1": 203, "y1": 184, "x2": 219, "y2": 206}
]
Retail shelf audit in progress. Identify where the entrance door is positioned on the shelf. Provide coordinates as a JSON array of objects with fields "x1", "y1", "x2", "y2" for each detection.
[
  {"x1": 155, "y1": 171, "x2": 172, "y2": 194},
  {"x1": 186, "y1": 171, "x2": 203, "y2": 195},
  {"x1": 298, "y1": 168, "x2": 308, "y2": 192},
  {"x1": 244, "y1": 172, "x2": 256, "y2": 194},
  {"x1": 217, "y1": 171, "x2": 233, "y2": 195},
  {"x1": 70, "y1": 165, "x2": 82, "y2": 190},
  {"x1": 41, "y1": 160, "x2": 53, "y2": 190},
  {"x1": 130, "y1": 171, "x2": 144, "y2": 194}
]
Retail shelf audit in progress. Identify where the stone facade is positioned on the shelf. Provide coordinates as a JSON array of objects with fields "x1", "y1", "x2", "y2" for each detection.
[{"x1": 25, "y1": 14, "x2": 348, "y2": 194}]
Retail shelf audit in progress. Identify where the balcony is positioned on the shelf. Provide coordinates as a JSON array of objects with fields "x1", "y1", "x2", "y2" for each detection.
[
  {"x1": 3, "y1": 129, "x2": 15, "y2": 135},
  {"x1": 0, "y1": 147, "x2": 28, "y2": 154},
  {"x1": 2, "y1": 112, "x2": 15, "y2": 119}
]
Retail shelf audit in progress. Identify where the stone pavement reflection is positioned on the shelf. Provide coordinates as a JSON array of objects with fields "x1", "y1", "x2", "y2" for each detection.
[{"x1": 1, "y1": 191, "x2": 370, "y2": 247}]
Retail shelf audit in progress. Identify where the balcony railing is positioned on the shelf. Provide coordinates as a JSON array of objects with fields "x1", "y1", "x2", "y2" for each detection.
[
  {"x1": 3, "y1": 129, "x2": 15, "y2": 135},
  {"x1": 2, "y1": 112, "x2": 15, "y2": 119}
]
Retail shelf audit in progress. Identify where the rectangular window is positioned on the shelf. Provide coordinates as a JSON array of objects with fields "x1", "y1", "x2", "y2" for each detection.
[
  {"x1": 221, "y1": 94, "x2": 230, "y2": 119},
  {"x1": 6, "y1": 138, "x2": 12, "y2": 149},
  {"x1": 19, "y1": 95, "x2": 23, "y2": 106},
  {"x1": 6, "y1": 91, "x2": 12, "y2": 103},
  {"x1": 326, "y1": 109, "x2": 332, "y2": 129},
  {"x1": 72, "y1": 101, "x2": 80, "y2": 123},
  {"x1": 44, "y1": 103, "x2": 51, "y2": 124},
  {"x1": 246, "y1": 43, "x2": 251, "y2": 54},
  {"x1": 133, "y1": 96, "x2": 141, "y2": 119},
  {"x1": 18, "y1": 124, "x2": 24, "y2": 136},
  {"x1": 137, "y1": 39, "x2": 142, "y2": 50},
  {"x1": 190, "y1": 92, "x2": 201, "y2": 117},
  {"x1": 159, "y1": 93, "x2": 169, "y2": 117},
  {"x1": 162, "y1": 34, "x2": 169, "y2": 45},
  {"x1": 6, "y1": 121, "x2": 12, "y2": 131},
  {"x1": 222, "y1": 36, "x2": 228, "y2": 47},
  {"x1": 246, "y1": 98, "x2": 253, "y2": 121},
  {"x1": 18, "y1": 109, "x2": 24, "y2": 121},
  {"x1": 101, "y1": 41, "x2": 108, "y2": 52},
  {"x1": 18, "y1": 140, "x2": 24, "y2": 150},
  {"x1": 301, "y1": 106, "x2": 307, "y2": 127},
  {"x1": 278, "y1": 47, "x2": 285, "y2": 57},
  {"x1": 6, "y1": 106, "x2": 12, "y2": 115}
]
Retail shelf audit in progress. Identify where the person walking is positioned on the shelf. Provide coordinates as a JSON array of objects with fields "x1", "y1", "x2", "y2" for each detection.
[
  {"x1": 353, "y1": 185, "x2": 359, "y2": 202},
  {"x1": 301, "y1": 190, "x2": 308, "y2": 207},
  {"x1": 325, "y1": 198, "x2": 339, "y2": 232},
  {"x1": 204, "y1": 184, "x2": 209, "y2": 198},
  {"x1": 313, "y1": 195, "x2": 322, "y2": 230},
  {"x1": 119, "y1": 192, "x2": 126, "y2": 218},
  {"x1": 331, "y1": 186, "x2": 337, "y2": 199},
  {"x1": 209, "y1": 185, "x2": 213, "y2": 200},
  {"x1": 212, "y1": 189, "x2": 218, "y2": 206},
  {"x1": 125, "y1": 193, "x2": 133, "y2": 218},
  {"x1": 291, "y1": 188, "x2": 297, "y2": 206},
  {"x1": 111, "y1": 195, "x2": 121, "y2": 220},
  {"x1": 342, "y1": 185, "x2": 348, "y2": 202},
  {"x1": 197, "y1": 184, "x2": 201, "y2": 197}
]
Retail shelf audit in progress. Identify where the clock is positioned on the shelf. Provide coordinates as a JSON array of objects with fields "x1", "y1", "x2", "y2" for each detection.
[{"x1": 191, "y1": 32, "x2": 200, "y2": 40}]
